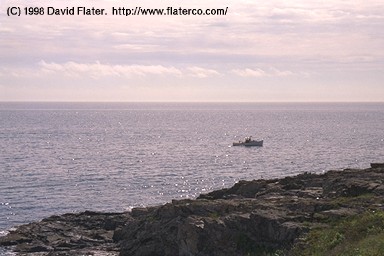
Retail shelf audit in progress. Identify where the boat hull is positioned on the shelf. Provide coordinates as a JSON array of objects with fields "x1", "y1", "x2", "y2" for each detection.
[{"x1": 233, "y1": 140, "x2": 263, "y2": 147}]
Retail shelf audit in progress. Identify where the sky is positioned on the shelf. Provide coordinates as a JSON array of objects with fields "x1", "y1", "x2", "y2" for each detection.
[{"x1": 0, "y1": 0, "x2": 383, "y2": 102}]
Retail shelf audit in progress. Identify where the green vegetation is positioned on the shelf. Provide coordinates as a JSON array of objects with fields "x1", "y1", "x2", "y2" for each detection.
[{"x1": 290, "y1": 210, "x2": 384, "y2": 256}]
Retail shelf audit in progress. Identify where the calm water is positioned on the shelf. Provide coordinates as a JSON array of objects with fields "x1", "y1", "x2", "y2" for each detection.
[{"x1": 0, "y1": 102, "x2": 383, "y2": 234}]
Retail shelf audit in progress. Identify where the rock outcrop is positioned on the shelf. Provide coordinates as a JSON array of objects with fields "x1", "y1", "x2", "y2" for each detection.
[
  {"x1": 0, "y1": 211, "x2": 131, "y2": 255},
  {"x1": 1, "y1": 163, "x2": 384, "y2": 255}
]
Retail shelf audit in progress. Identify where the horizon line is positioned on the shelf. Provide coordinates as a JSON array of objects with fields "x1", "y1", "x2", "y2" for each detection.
[{"x1": 1, "y1": 100, "x2": 383, "y2": 104}]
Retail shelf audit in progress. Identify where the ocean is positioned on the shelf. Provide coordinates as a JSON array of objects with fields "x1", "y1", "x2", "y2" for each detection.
[{"x1": 0, "y1": 102, "x2": 383, "y2": 234}]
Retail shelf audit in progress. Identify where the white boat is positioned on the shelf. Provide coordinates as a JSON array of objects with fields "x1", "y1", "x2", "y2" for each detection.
[{"x1": 233, "y1": 136, "x2": 263, "y2": 147}]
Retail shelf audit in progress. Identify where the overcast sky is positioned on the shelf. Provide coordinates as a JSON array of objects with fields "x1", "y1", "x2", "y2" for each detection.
[{"x1": 1, "y1": 0, "x2": 383, "y2": 102}]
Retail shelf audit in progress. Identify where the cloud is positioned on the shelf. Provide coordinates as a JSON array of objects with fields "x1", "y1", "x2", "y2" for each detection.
[
  {"x1": 113, "y1": 44, "x2": 160, "y2": 51},
  {"x1": 38, "y1": 61, "x2": 182, "y2": 78},
  {"x1": 187, "y1": 66, "x2": 220, "y2": 78},
  {"x1": 231, "y1": 67, "x2": 296, "y2": 77},
  {"x1": 231, "y1": 68, "x2": 267, "y2": 77},
  {"x1": 5, "y1": 61, "x2": 222, "y2": 80}
]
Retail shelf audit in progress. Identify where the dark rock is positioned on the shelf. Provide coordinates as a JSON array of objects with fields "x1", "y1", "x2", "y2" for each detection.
[
  {"x1": 0, "y1": 211, "x2": 131, "y2": 255},
  {"x1": 0, "y1": 233, "x2": 32, "y2": 246},
  {"x1": 371, "y1": 163, "x2": 384, "y2": 169}
]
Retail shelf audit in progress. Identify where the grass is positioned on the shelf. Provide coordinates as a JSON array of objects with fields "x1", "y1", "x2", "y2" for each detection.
[{"x1": 289, "y1": 210, "x2": 384, "y2": 256}]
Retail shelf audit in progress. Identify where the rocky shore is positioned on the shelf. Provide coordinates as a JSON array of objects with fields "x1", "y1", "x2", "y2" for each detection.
[{"x1": 1, "y1": 163, "x2": 384, "y2": 255}]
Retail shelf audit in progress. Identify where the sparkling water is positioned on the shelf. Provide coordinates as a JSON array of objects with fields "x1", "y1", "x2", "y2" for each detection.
[{"x1": 1, "y1": 102, "x2": 383, "y2": 233}]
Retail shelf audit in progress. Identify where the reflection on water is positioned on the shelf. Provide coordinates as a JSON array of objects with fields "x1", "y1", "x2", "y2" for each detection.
[{"x1": 0, "y1": 102, "x2": 383, "y2": 232}]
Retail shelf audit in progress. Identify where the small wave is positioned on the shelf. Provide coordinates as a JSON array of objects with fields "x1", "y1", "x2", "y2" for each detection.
[
  {"x1": 0, "y1": 248, "x2": 16, "y2": 256},
  {"x1": 0, "y1": 230, "x2": 9, "y2": 237},
  {"x1": 0, "y1": 236, "x2": 16, "y2": 256}
]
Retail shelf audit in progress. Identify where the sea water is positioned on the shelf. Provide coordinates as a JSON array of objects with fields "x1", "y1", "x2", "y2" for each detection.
[{"x1": 0, "y1": 102, "x2": 383, "y2": 233}]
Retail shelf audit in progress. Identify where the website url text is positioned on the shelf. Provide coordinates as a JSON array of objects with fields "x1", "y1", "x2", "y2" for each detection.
[{"x1": 112, "y1": 7, "x2": 229, "y2": 16}]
